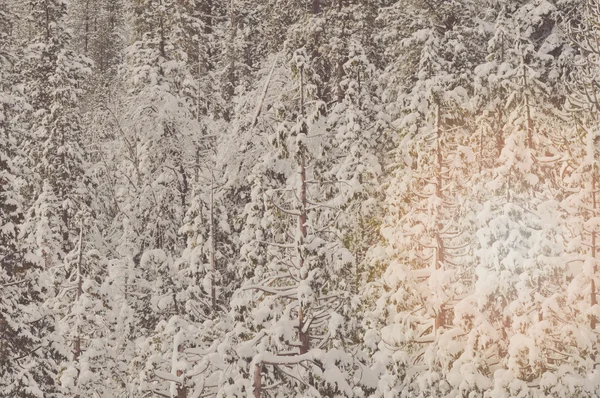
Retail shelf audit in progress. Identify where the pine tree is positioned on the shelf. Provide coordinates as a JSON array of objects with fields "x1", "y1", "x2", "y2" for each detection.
[
  {"x1": 115, "y1": 0, "x2": 200, "y2": 259},
  {"x1": 317, "y1": 0, "x2": 385, "y2": 291},
  {"x1": 451, "y1": 1, "x2": 585, "y2": 395},
  {"x1": 0, "y1": 0, "x2": 22, "y2": 277},
  {"x1": 45, "y1": 216, "x2": 118, "y2": 397},
  {"x1": 69, "y1": 0, "x2": 125, "y2": 75},
  {"x1": 107, "y1": 1, "x2": 214, "y2": 394},
  {"x1": 218, "y1": 38, "x2": 374, "y2": 395},
  {"x1": 4, "y1": 1, "x2": 598, "y2": 396},
  {"x1": 366, "y1": 1, "x2": 485, "y2": 395},
  {"x1": 0, "y1": 5, "x2": 66, "y2": 396},
  {"x1": 19, "y1": 0, "x2": 93, "y2": 262}
]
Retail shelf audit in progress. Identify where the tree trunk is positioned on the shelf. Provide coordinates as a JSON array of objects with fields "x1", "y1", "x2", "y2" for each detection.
[
  {"x1": 434, "y1": 101, "x2": 445, "y2": 332},
  {"x1": 253, "y1": 362, "x2": 262, "y2": 398},
  {"x1": 522, "y1": 55, "x2": 534, "y2": 150},
  {"x1": 83, "y1": 0, "x2": 90, "y2": 55},
  {"x1": 336, "y1": 58, "x2": 344, "y2": 104},
  {"x1": 224, "y1": 0, "x2": 237, "y2": 121},
  {"x1": 176, "y1": 343, "x2": 187, "y2": 398},
  {"x1": 592, "y1": 173, "x2": 597, "y2": 330},
  {"x1": 73, "y1": 220, "x2": 84, "y2": 397},
  {"x1": 210, "y1": 173, "x2": 217, "y2": 312},
  {"x1": 298, "y1": 66, "x2": 309, "y2": 355}
]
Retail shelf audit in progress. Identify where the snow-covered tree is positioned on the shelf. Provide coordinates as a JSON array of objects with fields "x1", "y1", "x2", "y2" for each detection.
[
  {"x1": 4, "y1": 1, "x2": 600, "y2": 396},
  {"x1": 19, "y1": 0, "x2": 92, "y2": 262},
  {"x1": 68, "y1": 0, "x2": 125, "y2": 76},
  {"x1": 0, "y1": 0, "x2": 22, "y2": 276},
  {"x1": 451, "y1": 1, "x2": 586, "y2": 395},
  {"x1": 1, "y1": 5, "x2": 63, "y2": 395},
  {"x1": 218, "y1": 38, "x2": 376, "y2": 395},
  {"x1": 114, "y1": 0, "x2": 201, "y2": 260},
  {"x1": 365, "y1": 1, "x2": 485, "y2": 394}
]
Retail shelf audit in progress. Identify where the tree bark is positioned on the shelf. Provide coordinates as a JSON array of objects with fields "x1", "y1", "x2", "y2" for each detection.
[
  {"x1": 592, "y1": 172, "x2": 597, "y2": 330},
  {"x1": 253, "y1": 362, "x2": 262, "y2": 398},
  {"x1": 434, "y1": 101, "x2": 445, "y2": 332},
  {"x1": 176, "y1": 343, "x2": 187, "y2": 398},
  {"x1": 210, "y1": 173, "x2": 217, "y2": 312},
  {"x1": 224, "y1": 0, "x2": 237, "y2": 121},
  {"x1": 298, "y1": 66, "x2": 309, "y2": 355},
  {"x1": 73, "y1": 220, "x2": 84, "y2": 397},
  {"x1": 522, "y1": 55, "x2": 534, "y2": 150}
]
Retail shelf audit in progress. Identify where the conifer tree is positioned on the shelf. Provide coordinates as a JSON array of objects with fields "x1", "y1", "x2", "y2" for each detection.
[
  {"x1": 115, "y1": 0, "x2": 200, "y2": 259},
  {"x1": 69, "y1": 0, "x2": 125, "y2": 74},
  {"x1": 366, "y1": 1, "x2": 484, "y2": 395},
  {"x1": 219, "y1": 38, "x2": 374, "y2": 395},
  {"x1": 2, "y1": 1, "x2": 598, "y2": 397},
  {"x1": 451, "y1": 1, "x2": 585, "y2": 395},
  {"x1": 0, "y1": 5, "x2": 67, "y2": 396},
  {"x1": 19, "y1": 0, "x2": 92, "y2": 262}
]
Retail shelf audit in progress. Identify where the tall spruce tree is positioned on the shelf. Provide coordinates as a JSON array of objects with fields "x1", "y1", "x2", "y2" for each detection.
[{"x1": 19, "y1": 0, "x2": 92, "y2": 265}]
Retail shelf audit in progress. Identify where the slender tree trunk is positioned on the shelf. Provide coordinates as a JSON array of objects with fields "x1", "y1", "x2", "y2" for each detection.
[
  {"x1": 210, "y1": 173, "x2": 217, "y2": 312},
  {"x1": 60, "y1": 131, "x2": 69, "y2": 254},
  {"x1": 336, "y1": 59, "x2": 344, "y2": 104},
  {"x1": 180, "y1": 165, "x2": 188, "y2": 210},
  {"x1": 44, "y1": 2, "x2": 50, "y2": 41},
  {"x1": 224, "y1": 0, "x2": 237, "y2": 121},
  {"x1": 298, "y1": 155, "x2": 309, "y2": 354},
  {"x1": 592, "y1": 172, "x2": 597, "y2": 330},
  {"x1": 522, "y1": 55, "x2": 534, "y2": 149},
  {"x1": 434, "y1": 101, "x2": 445, "y2": 332},
  {"x1": 159, "y1": 0, "x2": 166, "y2": 59},
  {"x1": 73, "y1": 220, "x2": 84, "y2": 397},
  {"x1": 434, "y1": 102, "x2": 442, "y2": 201},
  {"x1": 83, "y1": 0, "x2": 90, "y2": 55},
  {"x1": 298, "y1": 66, "x2": 309, "y2": 355},
  {"x1": 253, "y1": 362, "x2": 262, "y2": 398},
  {"x1": 176, "y1": 343, "x2": 187, "y2": 398}
]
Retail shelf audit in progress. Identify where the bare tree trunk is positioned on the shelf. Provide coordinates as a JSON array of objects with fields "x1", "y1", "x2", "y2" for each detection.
[
  {"x1": 434, "y1": 102, "x2": 445, "y2": 333},
  {"x1": 592, "y1": 173, "x2": 597, "y2": 330},
  {"x1": 176, "y1": 343, "x2": 187, "y2": 398},
  {"x1": 522, "y1": 55, "x2": 534, "y2": 149},
  {"x1": 44, "y1": 2, "x2": 50, "y2": 41},
  {"x1": 224, "y1": 0, "x2": 237, "y2": 121},
  {"x1": 83, "y1": 0, "x2": 90, "y2": 55},
  {"x1": 73, "y1": 220, "x2": 84, "y2": 397},
  {"x1": 180, "y1": 165, "x2": 188, "y2": 210},
  {"x1": 298, "y1": 66, "x2": 309, "y2": 355},
  {"x1": 158, "y1": 0, "x2": 166, "y2": 59},
  {"x1": 253, "y1": 362, "x2": 262, "y2": 398},
  {"x1": 336, "y1": 59, "x2": 344, "y2": 104},
  {"x1": 210, "y1": 173, "x2": 217, "y2": 312}
]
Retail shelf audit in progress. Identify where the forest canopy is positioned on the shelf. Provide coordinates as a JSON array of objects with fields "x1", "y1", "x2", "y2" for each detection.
[{"x1": 3, "y1": 0, "x2": 600, "y2": 397}]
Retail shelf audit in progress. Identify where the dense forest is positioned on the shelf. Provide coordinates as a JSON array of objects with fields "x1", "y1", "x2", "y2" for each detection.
[{"x1": 4, "y1": 0, "x2": 600, "y2": 396}]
